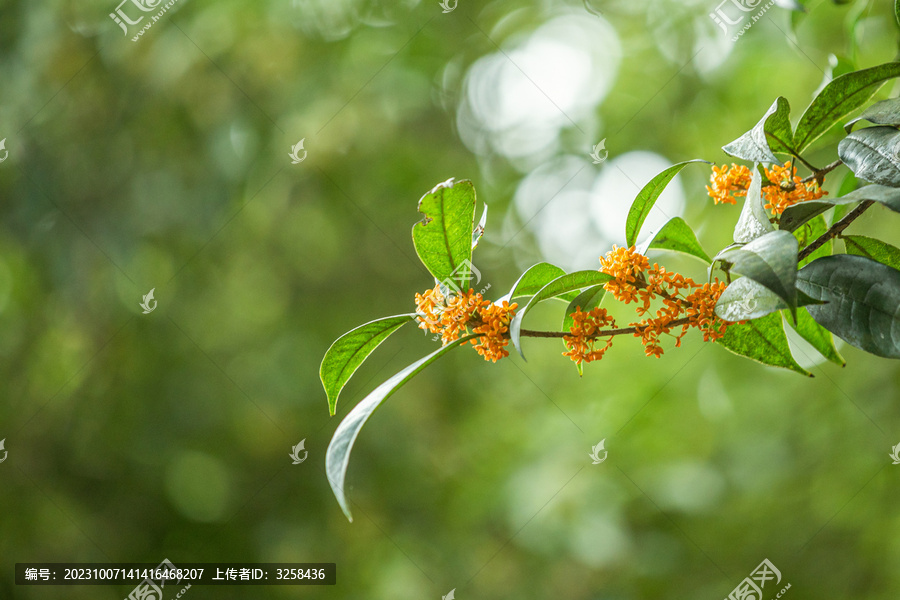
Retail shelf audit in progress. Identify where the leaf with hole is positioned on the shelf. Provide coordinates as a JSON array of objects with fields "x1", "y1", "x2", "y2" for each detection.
[
  {"x1": 796, "y1": 254, "x2": 900, "y2": 358},
  {"x1": 412, "y1": 178, "x2": 477, "y2": 284},
  {"x1": 320, "y1": 314, "x2": 416, "y2": 416}
]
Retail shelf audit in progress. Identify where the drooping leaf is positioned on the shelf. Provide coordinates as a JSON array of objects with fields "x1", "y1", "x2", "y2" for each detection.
[
  {"x1": 412, "y1": 178, "x2": 477, "y2": 284},
  {"x1": 780, "y1": 184, "x2": 900, "y2": 232},
  {"x1": 509, "y1": 271, "x2": 615, "y2": 359},
  {"x1": 784, "y1": 309, "x2": 845, "y2": 366},
  {"x1": 794, "y1": 62, "x2": 900, "y2": 153},
  {"x1": 320, "y1": 314, "x2": 416, "y2": 416},
  {"x1": 843, "y1": 235, "x2": 900, "y2": 271},
  {"x1": 561, "y1": 285, "x2": 606, "y2": 376},
  {"x1": 717, "y1": 230, "x2": 799, "y2": 317},
  {"x1": 625, "y1": 159, "x2": 709, "y2": 247},
  {"x1": 734, "y1": 167, "x2": 775, "y2": 243},
  {"x1": 844, "y1": 97, "x2": 900, "y2": 133},
  {"x1": 637, "y1": 216, "x2": 712, "y2": 263},
  {"x1": 716, "y1": 312, "x2": 812, "y2": 376},
  {"x1": 796, "y1": 254, "x2": 900, "y2": 358},
  {"x1": 838, "y1": 127, "x2": 900, "y2": 187},
  {"x1": 326, "y1": 333, "x2": 479, "y2": 521},
  {"x1": 500, "y1": 262, "x2": 567, "y2": 303},
  {"x1": 722, "y1": 97, "x2": 793, "y2": 163},
  {"x1": 716, "y1": 277, "x2": 788, "y2": 321}
]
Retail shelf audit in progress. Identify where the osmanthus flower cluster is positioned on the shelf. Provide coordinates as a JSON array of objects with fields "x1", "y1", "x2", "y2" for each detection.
[{"x1": 321, "y1": 62, "x2": 900, "y2": 522}]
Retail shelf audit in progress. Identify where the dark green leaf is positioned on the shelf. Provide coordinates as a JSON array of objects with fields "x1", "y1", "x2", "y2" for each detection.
[
  {"x1": 794, "y1": 62, "x2": 900, "y2": 152},
  {"x1": 561, "y1": 285, "x2": 606, "y2": 376},
  {"x1": 784, "y1": 309, "x2": 845, "y2": 366},
  {"x1": 796, "y1": 254, "x2": 900, "y2": 358},
  {"x1": 412, "y1": 178, "x2": 477, "y2": 283},
  {"x1": 510, "y1": 271, "x2": 615, "y2": 359},
  {"x1": 637, "y1": 216, "x2": 712, "y2": 263},
  {"x1": 845, "y1": 97, "x2": 900, "y2": 132},
  {"x1": 625, "y1": 159, "x2": 709, "y2": 247},
  {"x1": 780, "y1": 184, "x2": 900, "y2": 232},
  {"x1": 716, "y1": 312, "x2": 812, "y2": 376},
  {"x1": 843, "y1": 235, "x2": 900, "y2": 271},
  {"x1": 326, "y1": 333, "x2": 479, "y2": 521},
  {"x1": 734, "y1": 167, "x2": 775, "y2": 243},
  {"x1": 794, "y1": 214, "x2": 830, "y2": 267},
  {"x1": 320, "y1": 314, "x2": 416, "y2": 416},
  {"x1": 718, "y1": 230, "x2": 799, "y2": 316},
  {"x1": 722, "y1": 97, "x2": 793, "y2": 163},
  {"x1": 838, "y1": 126, "x2": 900, "y2": 187}
]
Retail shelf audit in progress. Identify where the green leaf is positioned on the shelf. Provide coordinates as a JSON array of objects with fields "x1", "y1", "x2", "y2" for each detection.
[
  {"x1": 794, "y1": 214, "x2": 830, "y2": 267},
  {"x1": 734, "y1": 167, "x2": 775, "y2": 243},
  {"x1": 722, "y1": 97, "x2": 793, "y2": 163},
  {"x1": 838, "y1": 127, "x2": 900, "y2": 187},
  {"x1": 625, "y1": 159, "x2": 709, "y2": 247},
  {"x1": 502, "y1": 262, "x2": 567, "y2": 302},
  {"x1": 716, "y1": 312, "x2": 812, "y2": 376},
  {"x1": 780, "y1": 184, "x2": 900, "y2": 232},
  {"x1": 561, "y1": 285, "x2": 606, "y2": 376},
  {"x1": 718, "y1": 230, "x2": 799, "y2": 317},
  {"x1": 472, "y1": 203, "x2": 488, "y2": 250},
  {"x1": 843, "y1": 235, "x2": 900, "y2": 271},
  {"x1": 637, "y1": 216, "x2": 712, "y2": 263},
  {"x1": 844, "y1": 97, "x2": 900, "y2": 133},
  {"x1": 895, "y1": 0, "x2": 900, "y2": 28},
  {"x1": 509, "y1": 270, "x2": 615, "y2": 359},
  {"x1": 796, "y1": 254, "x2": 900, "y2": 358},
  {"x1": 716, "y1": 277, "x2": 788, "y2": 321},
  {"x1": 784, "y1": 309, "x2": 845, "y2": 366},
  {"x1": 412, "y1": 178, "x2": 477, "y2": 283},
  {"x1": 794, "y1": 62, "x2": 900, "y2": 153},
  {"x1": 320, "y1": 314, "x2": 416, "y2": 416},
  {"x1": 326, "y1": 333, "x2": 479, "y2": 521}
]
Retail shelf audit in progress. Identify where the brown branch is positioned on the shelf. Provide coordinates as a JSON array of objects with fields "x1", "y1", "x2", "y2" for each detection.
[
  {"x1": 801, "y1": 159, "x2": 842, "y2": 184},
  {"x1": 520, "y1": 317, "x2": 692, "y2": 339},
  {"x1": 798, "y1": 200, "x2": 875, "y2": 262}
]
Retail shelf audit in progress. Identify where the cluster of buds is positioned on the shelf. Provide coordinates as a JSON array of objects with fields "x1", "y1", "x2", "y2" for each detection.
[{"x1": 706, "y1": 162, "x2": 826, "y2": 215}]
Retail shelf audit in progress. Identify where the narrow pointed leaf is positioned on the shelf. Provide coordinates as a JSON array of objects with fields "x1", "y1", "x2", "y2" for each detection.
[
  {"x1": 843, "y1": 235, "x2": 900, "y2": 270},
  {"x1": 794, "y1": 62, "x2": 900, "y2": 152},
  {"x1": 625, "y1": 159, "x2": 709, "y2": 247},
  {"x1": 320, "y1": 314, "x2": 416, "y2": 416},
  {"x1": 509, "y1": 271, "x2": 615, "y2": 359},
  {"x1": 716, "y1": 312, "x2": 812, "y2": 376},
  {"x1": 500, "y1": 262, "x2": 567, "y2": 303},
  {"x1": 722, "y1": 97, "x2": 793, "y2": 163},
  {"x1": 637, "y1": 216, "x2": 712, "y2": 263},
  {"x1": 561, "y1": 285, "x2": 606, "y2": 376},
  {"x1": 797, "y1": 254, "x2": 900, "y2": 358},
  {"x1": 412, "y1": 178, "x2": 477, "y2": 283},
  {"x1": 734, "y1": 167, "x2": 775, "y2": 243},
  {"x1": 784, "y1": 309, "x2": 845, "y2": 366},
  {"x1": 326, "y1": 333, "x2": 479, "y2": 521}
]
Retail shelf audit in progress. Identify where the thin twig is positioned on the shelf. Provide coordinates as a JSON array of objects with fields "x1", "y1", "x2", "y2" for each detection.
[
  {"x1": 798, "y1": 200, "x2": 875, "y2": 262},
  {"x1": 520, "y1": 317, "x2": 692, "y2": 339}
]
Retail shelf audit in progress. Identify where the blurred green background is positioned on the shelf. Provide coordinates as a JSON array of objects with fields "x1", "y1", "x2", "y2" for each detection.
[{"x1": 1, "y1": 0, "x2": 900, "y2": 598}]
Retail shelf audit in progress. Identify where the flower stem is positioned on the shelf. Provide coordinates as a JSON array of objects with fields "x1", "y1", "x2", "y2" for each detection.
[
  {"x1": 520, "y1": 317, "x2": 692, "y2": 339},
  {"x1": 798, "y1": 199, "x2": 874, "y2": 262}
]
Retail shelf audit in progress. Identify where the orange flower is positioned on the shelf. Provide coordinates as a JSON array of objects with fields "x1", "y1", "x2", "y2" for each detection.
[
  {"x1": 563, "y1": 307, "x2": 617, "y2": 364},
  {"x1": 707, "y1": 164, "x2": 752, "y2": 205},
  {"x1": 761, "y1": 161, "x2": 826, "y2": 215},
  {"x1": 470, "y1": 300, "x2": 518, "y2": 362},
  {"x1": 600, "y1": 245, "x2": 649, "y2": 304},
  {"x1": 684, "y1": 280, "x2": 730, "y2": 342}
]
